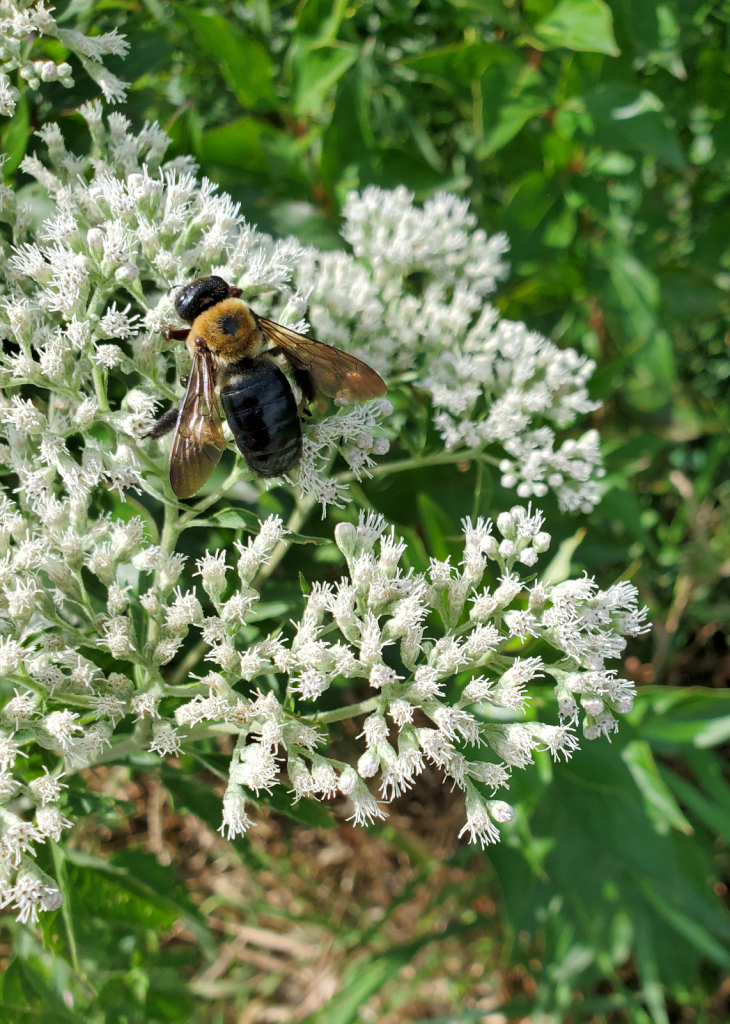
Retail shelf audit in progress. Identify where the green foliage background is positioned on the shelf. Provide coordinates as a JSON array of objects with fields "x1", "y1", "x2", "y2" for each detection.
[{"x1": 2, "y1": 0, "x2": 730, "y2": 1021}]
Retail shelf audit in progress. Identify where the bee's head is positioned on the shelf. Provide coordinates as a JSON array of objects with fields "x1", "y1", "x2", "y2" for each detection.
[{"x1": 175, "y1": 276, "x2": 231, "y2": 323}]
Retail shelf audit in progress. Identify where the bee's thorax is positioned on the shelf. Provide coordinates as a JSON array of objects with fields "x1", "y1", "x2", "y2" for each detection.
[{"x1": 186, "y1": 298, "x2": 266, "y2": 364}]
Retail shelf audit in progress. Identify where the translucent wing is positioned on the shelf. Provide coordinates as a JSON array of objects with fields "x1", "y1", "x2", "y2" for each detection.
[
  {"x1": 257, "y1": 317, "x2": 387, "y2": 402},
  {"x1": 169, "y1": 346, "x2": 226, "y2": 500}
]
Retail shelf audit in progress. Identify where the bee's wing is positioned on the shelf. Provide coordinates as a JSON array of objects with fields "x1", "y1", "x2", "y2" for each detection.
[
  {"x1": 169, "y1": 347, "x2": 226, "y2": 500},
  {"x1": 257, "y1": 317, "x2": 386, "y2": 402}
]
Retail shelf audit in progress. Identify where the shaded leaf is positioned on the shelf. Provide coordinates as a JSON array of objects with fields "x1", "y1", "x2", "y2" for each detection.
[
  {"x1": 400, "y1": 41, "x2": 514, "y2": 87},
  {"x1": 1, "y1": 95, "x2": 30, "y2": 177},
  {"x1": 183, "y1": 11, "x2": 276, "y2": 109}
]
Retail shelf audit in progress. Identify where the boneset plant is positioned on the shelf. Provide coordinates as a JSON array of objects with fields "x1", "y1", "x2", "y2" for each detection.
[{"x1": 0, "y1": 20, "x2": 646, "y2": 925}]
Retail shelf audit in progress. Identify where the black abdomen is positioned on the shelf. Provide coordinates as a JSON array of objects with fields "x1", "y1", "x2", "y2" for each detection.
[{"x1": 219, "y1": 359, "x2": 302, "y2": 477}]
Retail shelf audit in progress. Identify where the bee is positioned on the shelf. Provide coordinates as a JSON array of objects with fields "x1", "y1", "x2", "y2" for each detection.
[{"x1": 146, "y1": 275, "x2": 387, "y2": 500}]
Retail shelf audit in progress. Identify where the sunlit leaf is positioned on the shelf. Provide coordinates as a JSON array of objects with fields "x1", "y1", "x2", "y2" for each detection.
[{"x1": 533, "y1": 0, "x2": 620, "y2": 56}]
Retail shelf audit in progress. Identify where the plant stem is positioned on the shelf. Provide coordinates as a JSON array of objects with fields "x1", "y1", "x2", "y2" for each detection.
[
  {"x1": 336, "y1": 447, "x2": 500, "y2": 485},
  {"x1": 253, "y1": 494, "x2": 317, "y2": 590},
  {"x1": 304, "y1": 696, "x2": 379, "y2": 724}
]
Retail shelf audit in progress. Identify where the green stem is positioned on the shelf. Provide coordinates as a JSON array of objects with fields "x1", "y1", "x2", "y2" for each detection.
[
  {"x1": 253, "y1": 493, "x2": 317, "y2": 591},
  {"x1": 336, "y1": 447, "x2": 500, "y2": 485},
  {"x1": 90, "y1": 361, "x2": 110, "y2": 414},
  {"x1": 304, "y1": 696, "x2": 379, "y2": 725}
]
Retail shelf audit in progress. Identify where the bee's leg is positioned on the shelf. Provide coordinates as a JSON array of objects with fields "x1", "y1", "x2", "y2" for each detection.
[
  {"x1": 144, "y1": 407, "x2": 178, "y2": 439},
  {"x1": 162, "y1": 327, "x2": 189, "y2": 342},
  {"x1": 291, "y1": 367, "x2": 316, "y2": 405},
  {"x1": 288, "y1": 366, "x2": 316, "y2": 420}
]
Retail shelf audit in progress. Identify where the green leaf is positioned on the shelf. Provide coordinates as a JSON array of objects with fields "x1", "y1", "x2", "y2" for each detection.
[
  {"x1": 416, "y1": 492, "x2": 453, "y2": 561},
  {"x1": 692, "y1": 714, "x2": 730, "y2": 748},
  {"x1": 252, "y1": 786, "x2": 337, "y2": 829},
  {"x1": 583, "y1": 83, "x2": 685, "y2": 168},
  {"x1": 197, "y1": 116, "x2": 283, "y2": 173},
  {"x1": 540, "y1": 528, "x2": 586, "y2": 584},
  {"x1": 1, "y1": 94, "x2": 30, "y2": 177},
  {"x1": 621, "y1": 740, "x2": 693, "y2": 836},
  {"x1": 212, "y1": 507, "x2": 328, "y2": 545},
  {"x1": 0, "y1": 960, "x2": 87, "y2": 1024},
  {"x1": 212, "y1": 507, "x2": 261, "y2": 530},
  {"x1": 533, "y1": 0, "x2": 620, "y2": 56},
  {"x1": 293, "y1": 41, "x2": 358, "y2": 118},
  {"x1": 61, "y1": 849, "x2": 182, "y2": 930},
  {"x1": 660, "y1": 765, "x2": 730, "y2": 841},
  {"x1": 297, "y1": 0, "x2": 349, "y2": 42},
  {"x1": 400, "y1": 41, "x2": 513, "y2": 87},
  {"x1": 639, "y1": 878, "x2": 730, "y2": 970},
  {"x1": 183, "y1": 11, "x2": 276, "y2": 109},
  {"x1": 478, "y1": 93, "x2": 551, "y2": 157}
]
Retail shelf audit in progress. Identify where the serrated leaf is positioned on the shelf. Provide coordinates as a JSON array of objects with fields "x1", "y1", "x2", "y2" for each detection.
[{"x1": 533, "y1": 0, "x2": 620, "y2": 56}]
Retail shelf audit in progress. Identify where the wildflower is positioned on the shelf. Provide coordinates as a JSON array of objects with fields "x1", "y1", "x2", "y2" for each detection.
[
  {"x1": 34, "y1": 806, "x2": 73, "y2": 841},
  {"x1": 42, "y1": 710, "x2": 83, "y2": 752},
  {"x1": 298, "y1": 187, "x2": 604, "y2": 511},
  {"x1": 9, "y1": 873, "x2": 63, "y2": 924},
  {"x1": 28, "y1": 768, "x2": 67, "y2": 807},
  {"x1": 131, "y1": 694, "x2": 160, "y2": 720}
]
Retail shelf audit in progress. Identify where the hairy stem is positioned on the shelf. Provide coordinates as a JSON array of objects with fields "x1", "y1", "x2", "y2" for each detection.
[
  {"x1": 337, "y1": 447, "x2": 499, "y2": 485},
  {"x1": 304, "y1": 696, "x2": 379, "y2": 725},
  {"x1": 253, "y1": 494, "x2": 317, "y2": 590}
]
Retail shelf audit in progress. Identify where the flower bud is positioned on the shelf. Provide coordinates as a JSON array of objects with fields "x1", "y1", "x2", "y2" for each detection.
[
  {"x1": 533, "y1": 532, "x2": 551, "y2": 553},
  {"x1": 116, "y1": 263, "x2": 139, "y2": 283},
  {"x1": 334, "y1": 522, "x2": 357, "y2": 559},
  {"x1": 86, "y1": 228, "x2": 104, "y2": 253},
  {"x1": 486, "y1": 799, "x2": 515, "y2": 823},
  {"x1": 496, "y1": 512, "x2": 516, "y2": 539},
  {"x1": 357, "y1": 750, "x2": 379, "y2": 778}
]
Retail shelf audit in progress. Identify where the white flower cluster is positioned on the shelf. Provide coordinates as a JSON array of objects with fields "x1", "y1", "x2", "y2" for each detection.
[
  {"x1": 0, "y1": 105, "x2": 390, "y2": 511},
  {"x1": 0, "y1": 0, "x2": 130, "y2": 115},
  {"x1": 0, "y1": 502, "x2": 647, "y2": 921},
  {"x1": 0, "y1": 508, "x2": 287, "y2": 922},
  {"x1": 195, "y1": 505, "x2": 646, "y2": 848},
  {"x1": 297, "y1": 186, "x2": 605, "y2": 512}
]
